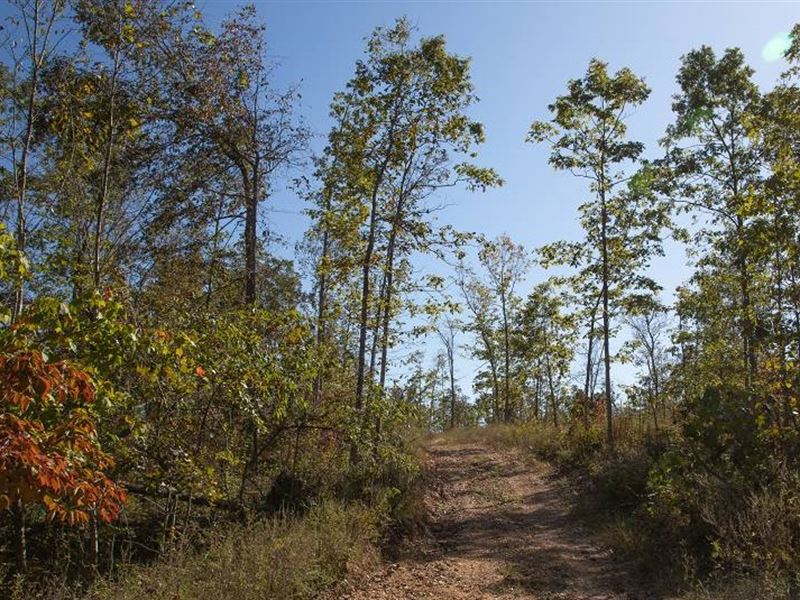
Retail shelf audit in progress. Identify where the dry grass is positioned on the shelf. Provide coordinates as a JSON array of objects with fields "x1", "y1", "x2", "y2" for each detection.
[
  {"x1": 14, "y1": 501, "x2": 381, "y2": 600},
  {"x1": 439, "y1": 425, "x2": 800, "y2": 599}
]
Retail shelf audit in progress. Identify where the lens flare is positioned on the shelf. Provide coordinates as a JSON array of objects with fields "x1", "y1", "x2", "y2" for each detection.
[{"x1": 762, "y1": 32, "x2": 792, "y2": 62}]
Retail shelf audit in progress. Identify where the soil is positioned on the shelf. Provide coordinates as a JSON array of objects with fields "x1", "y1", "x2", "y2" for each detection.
[{"x1": 334, "y1": 437, "x2": 663, "y2": 599}]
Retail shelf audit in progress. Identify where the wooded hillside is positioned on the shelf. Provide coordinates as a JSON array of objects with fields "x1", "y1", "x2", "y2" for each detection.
[{"x1": 1, "y1": 2, "x2": 799, "y2": 598}]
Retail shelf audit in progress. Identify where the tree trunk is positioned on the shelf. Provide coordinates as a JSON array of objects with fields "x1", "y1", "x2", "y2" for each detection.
[
  {"x1": 313, "y1": 190, "x2": 333, "y2": 405},
  {"x1": 14, "y1": 498, "x2": 27, "y2": 573},
  {"x1": 368, "y1": 270, "x2": 385, "y2": 386},
  {"x1": 354, "y1": 91, "x2": 401, "y2": 413},
  {"x1": 378, "y1": 197, "x2": 406, "y2": 393},
  {"x1": 479, "y1": 328, "x2": 500, "y2": 422},
  {"x1": 93, "y1": 45, "x2": 121, "y2": 289},
  {"x1": 501, "y1": 291, "x2": 511, "y2": 422},
  {"x1": 600, "y1": 190, "x2": 613, "y2": 450},
  {"x1": 89, "y1": 511, "x2": 99, "y2": 569},
  {"x1": 355, "y1": 177, "x2": 384, "y2": 412},
  {"x1": 238, "y1": 159, "x2": 259, "y2": 306},
  {"x1": 583, "y1": 296, "x2": 601, "y2": 429},
  {"x1": 12, "y1": 0, "x2": 42, "y2": 321},
  {"x1": 448, "y1": 342, "x2": 457, "y2": 429},
  {"x1": 546, "y1": 356, "x2": 558, "y2": 427},
  {"x1": 736, "y1": 217, "x2": 757, "y2": 388}
]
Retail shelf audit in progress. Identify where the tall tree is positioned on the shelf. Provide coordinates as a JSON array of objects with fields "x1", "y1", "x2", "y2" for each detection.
[
  {"x1": 2, "y1": 0, "x2": 65, "y2": 318},
  {"x1": 164, "y1": 6, "x2": 307, "y2": 305},
  {"x1": 515, "y1": 280, "x2": 577, "y2": 427},
  {"x1": 313, "y1": 18, "x2": 500, "y2": 419},
  {"x1": 625, "y1": 300, "x2": 672, "y2": 429},
  {"x1": 663, "y1": 46, "x2": 763, "y2": 389},
  {"x1": 436, "y1": 316, "x2": 460, "y2": 430},
  {"x1": 457, "y1": 263, "x2": 502, "y2": 422},
  {"x1": 478, "y1": 235, "x2": 528, "y2": 423},
  {"x1": 529, "y1": 59, "x2": 662, "y2": 448}
]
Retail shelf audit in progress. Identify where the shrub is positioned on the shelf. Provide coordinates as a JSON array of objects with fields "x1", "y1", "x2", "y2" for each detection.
[{"x1": 15, "y1": 501, "x2": 381, "y2": 600}]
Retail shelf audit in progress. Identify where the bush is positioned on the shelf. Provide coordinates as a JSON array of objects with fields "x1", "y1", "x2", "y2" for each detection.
[
  {"x1": 15, "y1": 501, "x2": 381, "y2": 600},
  {"x1": 703, "y1": 469, "x2": 800, "y2": 593}
]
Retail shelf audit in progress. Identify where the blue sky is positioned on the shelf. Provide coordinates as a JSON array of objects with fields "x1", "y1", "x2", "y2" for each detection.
[
  {"x1": 198, "y1": 1, "x2": 798, "y2": 391},
  {"x1": 206, "y1": 1, "x2": 798, "y2": 263}
]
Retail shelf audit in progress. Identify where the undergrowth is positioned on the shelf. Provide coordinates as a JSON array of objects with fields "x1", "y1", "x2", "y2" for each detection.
[{"x1": 441, "y1": 422, "x2": 800, "y2": 599}]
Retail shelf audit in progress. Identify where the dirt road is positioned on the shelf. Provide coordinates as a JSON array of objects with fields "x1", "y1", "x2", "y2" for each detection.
[{"x1": 338, "y1": 437, "x2": 660, "y2": 599}]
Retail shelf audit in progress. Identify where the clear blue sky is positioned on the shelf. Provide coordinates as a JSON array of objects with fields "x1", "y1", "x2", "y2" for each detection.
[
  {"x1": 208, "y1": 1, "x2": 798, "y2": 269},
  {"x1": 201, "y1": 1, "x2": 797, "y2": 390}
]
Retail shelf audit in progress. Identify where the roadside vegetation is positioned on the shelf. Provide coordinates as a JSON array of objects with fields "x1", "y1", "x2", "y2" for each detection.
[{"x1": 1, "y1": 1, "x2": 800, "y2": 598}]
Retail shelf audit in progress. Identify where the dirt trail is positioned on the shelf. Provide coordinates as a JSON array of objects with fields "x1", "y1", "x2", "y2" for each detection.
[{"x1": 338, "y1": 438, "x2": 660, "y2": 600}]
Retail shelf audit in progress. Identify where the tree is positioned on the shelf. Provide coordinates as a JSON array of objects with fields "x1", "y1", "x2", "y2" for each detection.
[
  {"x1": 0, "y1": 350, "x2": 126, "y2": 571},
  {"x1": 529, "y1": 59, "x2": 664, "y2": 448},
  {"x1": 663, "y1": 46, "x2": 763, "y2": 390},
  {"x1": 163, "y1": 6, "x2": 307, "y2": 305},
  {"x1": 515, "y1": 281, "x2": 577, "y2": 427},
  {"x1": 752, "y1": 26, "x2": 800, "y2": 427},
  {"x1": 436, "y1": 316, "x2": 460, "y2": 429},
  {"x1": 2, "y1": 0, "x2": 66, "y2": 319},
  {"x1": 312, "y1": 18, "x2": 500, "y2": 420},
  {"x1": 477, "y1": 235, "x2": 528, "y2": 423},
  {"x1": 456, "y1": 262, "x2": 502, "y2": 422},
  {"x1": 625, "y1": 301, "x2": 672, "y2": 429}
]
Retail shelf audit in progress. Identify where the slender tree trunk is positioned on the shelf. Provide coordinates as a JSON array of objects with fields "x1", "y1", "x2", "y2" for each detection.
[
  {"x1": 14, "y1": 498, "x2": 26, "y2": 573},
  {"x1": 501, "y1": 291, "x2": 511, "y2": 422},
  {"x1": 546, "y1": 355, "x2": 558, "y2": 427},
  {"x1": 377, "y1": 268, "x2": 394, "y2": 394},
  {"x1": 447, "y1": 341, "x2": 457, "y2": 429},
  {"x1": 378, "y1": 198, "x2": 405, "y2": 393},
  {"x1": 583, "y1": 295, "x2": 601, "y2": 428},
  {"x1": 355, "y1": 179, "x2": 384, "y2": 412},
  {"x1": 244, "y1": 195, "x2": 258, "y2": 305},
  {"x1": 736, "y1": 217, "x2": 757, "y2": 388},
  {"x1": 600, "y1": 190, "x2": 613, "y2": 450},
  {"x1": 352, "y1": 171, "x2": 385, "y2": 463},
  {"x1": 93, "y1": 46, "x2": 121, "y2": 289},
  {"x1": 205, "y1": 194, "x2": 226, "y2": 309},
  {"x1": 479, "y1": 328, "x2": 500, "y2": 422},
  {"x1": 238, "y1": 160, "x2": 259, "y2": 306},
  {"x1": 314, "y1": 187, "x2": 335, "y2": 404},
  {"x1": 12, "y1": 0, "x2": 42, "y2": 321},
  {"x1": 490, "y1": 361, "x2": 500, "y2": 422},
  {"x1": 583, "y1": 329, "x2": 595, "y2": 423},
  {"x1": 368, "y1": 283, "x2": 383, "y2": 385},
  {"x1": 313, "y1": 209, "x2": 331, "y2": 405},
  {"x1": 89, "y1": 512, "x2": 99, "y2": 569}
]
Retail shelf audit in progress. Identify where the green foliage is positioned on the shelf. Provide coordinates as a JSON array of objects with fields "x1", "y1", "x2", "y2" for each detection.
[
  {"x1": 3, "y1": 1, "x2": 800, "y2": 597},
  {"x1": 529, "y1": 58, "x2": 670, "y2": 447}
]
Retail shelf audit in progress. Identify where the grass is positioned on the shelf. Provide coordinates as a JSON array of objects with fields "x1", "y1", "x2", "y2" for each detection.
[
  {"x1": 437, "y1": 423, "x2": 800, "y2": 599},
  {"x1": 437, "y1": 423, "x2": 684, "y2": 589},
  {"x1": 12, "y1": 501, "x2": 381, "y2": 600}
]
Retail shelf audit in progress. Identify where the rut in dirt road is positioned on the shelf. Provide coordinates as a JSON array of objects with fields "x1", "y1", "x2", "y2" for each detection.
[{"x1": 340, "y1": 438, "x2": 661, "y2": 600}]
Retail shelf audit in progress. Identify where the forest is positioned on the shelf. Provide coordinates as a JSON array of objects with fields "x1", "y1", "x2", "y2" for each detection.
[{"x1": 1, "y1": 1, "x2": 800, "y2": 599}]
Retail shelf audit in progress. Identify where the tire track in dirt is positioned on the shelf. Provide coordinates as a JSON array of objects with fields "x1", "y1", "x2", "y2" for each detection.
[{"x1": 336, "y1": 437, "x2": 662, "y2": 599}]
